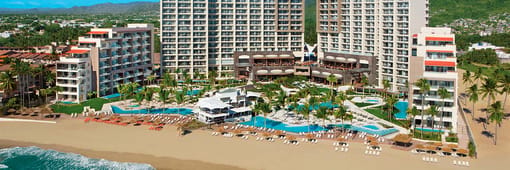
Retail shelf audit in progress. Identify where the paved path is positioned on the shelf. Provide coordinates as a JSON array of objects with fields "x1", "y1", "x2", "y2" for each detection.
[{"x1": 0, "y1": 118, "x2": 56, "y2": 124}]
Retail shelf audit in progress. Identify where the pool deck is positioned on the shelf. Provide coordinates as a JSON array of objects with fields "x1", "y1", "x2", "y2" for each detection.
[{"x1": 344, "y1": 100, "x2": 409, "y2": 139}]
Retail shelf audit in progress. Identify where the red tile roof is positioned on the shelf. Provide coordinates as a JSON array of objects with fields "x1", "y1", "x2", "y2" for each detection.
[
  {"x1": 66, "y1": 49, "x2": 89, "y2": 54},
  {"x1": 425, "y1": 37, "x2": 454, "y2": 41},
  {"x1": 426, "y1": 50, "x2": 454, "y2": 53},
  {"x1": 87, "y1": 31, "x2": 109, "y2": 34},
  {"x1": 425, "y1": 60, "x2": 456, "y2": 67}
]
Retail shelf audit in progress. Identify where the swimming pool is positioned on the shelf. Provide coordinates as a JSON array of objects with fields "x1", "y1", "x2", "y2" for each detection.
[
  {"x1": 394, "y1": 101, "x2": 408, "y2": 119},
  {"x1": 363, "y1": 124, "x2": 380, "y2": 130},
  {"x1": 415, "y1": 127, "x2": 443, "y2": 133},
  {"x1": 185, "y1": 89, "x2": 202, "y2": 96},
  {"x1": 240, "y1": 116, "x2": 327, "y2": 133},
  {"x1": 58, "y1": 101, "x2": 76, "y2": 104},
  {"x1": 128, "y1": 104, "x2": 140, "y2": 107},
  {"x1": 111, "y1": 106, "x2": 193, "y2": 115},
  {"x1": 366, "y1": 99, "x2": 379, "y2": 103},
  {"x1": 290, "y1": 102, "x2": 339, "y2": 111},
  {"x1": 241, "y1": 116, "x2": 398, "y2": 136}
]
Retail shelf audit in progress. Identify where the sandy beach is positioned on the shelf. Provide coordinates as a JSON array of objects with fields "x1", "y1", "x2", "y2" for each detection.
[
  {"x1": 0, "y1": 69, "x2": 508, "y2": 170},
  {"x1": 0, "y1": 117, "x2": 506, "y2": 170}
]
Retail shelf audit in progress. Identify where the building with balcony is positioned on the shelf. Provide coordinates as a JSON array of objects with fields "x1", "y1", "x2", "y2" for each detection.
[
  {"x1": 409, "y1": 27, "x2": 458, "y2": 133},
  {"x1": 160, "y1": 0, "x2": 305, "y2": 79},
  {"x1": 316, "y1": 0, "x2": 428, "y2": 93},
  {"x1": 56, "y1": 24, "x2": 154, "y2": 102},
  {"x1": 311, "y1": 51, "x2": 376, "y2": 85},
  {"x1": 233, "y1": 51, "x2": 377, "y2": 85},
  {"x1": 56, "y1": 51, "x2": 92, "y2": 103}
]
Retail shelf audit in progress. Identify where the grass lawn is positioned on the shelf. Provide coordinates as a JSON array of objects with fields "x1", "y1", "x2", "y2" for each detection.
[
  {"x1": 50, "y1": 97, "x2": 126, "y2": 114},
  {"x1": 365, "y1": 107, "x2": 409, "y2": 128},
  {"x1": 413, "y1": 130, "x2": 441, "y2": 141},
  {"x1": 459, "y1": 62, "x2": 510, "y2": 77},
  {"x1": 354, "y1": 102, "x2": 376, "y2": 108}
]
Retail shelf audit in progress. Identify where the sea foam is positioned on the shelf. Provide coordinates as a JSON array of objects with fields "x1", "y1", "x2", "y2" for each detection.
[{"x1": 0, "y1": 146, "x2": 154, "y2": 170}]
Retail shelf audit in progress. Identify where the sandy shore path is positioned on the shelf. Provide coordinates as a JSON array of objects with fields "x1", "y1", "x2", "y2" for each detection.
[{"x1": 0, "y1": 118, "x2": 504, "y2": 170}]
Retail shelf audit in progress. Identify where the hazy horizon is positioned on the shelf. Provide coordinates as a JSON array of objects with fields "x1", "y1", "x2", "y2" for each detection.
[{"x1": 0, "y1": 0, "x2": 159, "y2": 9}]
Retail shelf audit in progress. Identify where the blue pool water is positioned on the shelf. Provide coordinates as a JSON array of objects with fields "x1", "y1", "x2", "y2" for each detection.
[
  {"x1": 394, "y1": 101, "x2": 408, "y2": 119},
  {"x1": 102, "y1": 93, "x2": 121, "y2": 99},
  {"x1": 111, "y1": 106, "x2": 193, "y2": 115},
  {"x1": 128, "y1": 104, "x2": 140, "y2": 107},
  {"x1": 363, "y1": 124, "x2": 380, "y2": 130},
  {"x1": 58, "y1": 101, "x2": 76, "y2": 104},
  {"x1": 416, "y1": 127, "x2": 444, "y2": 133},
  {"x1": 185, "y1": 89, "x2": 202, "y2": 96},
  {"x1": 0, "y1": 146, "x2": 154, "y2": 170},
  {"x1": 290, "y1": 102, "x2": 338, "y2": 111},
  {"x1": 366, "y1": 99, "x2": 379, "y2": 103},
  {"x1": 241, "y1": 116, "x2": 399, "y2": 136},
  {"x1": 240, "y1": 116, "x2": 327, "y2": 133}
]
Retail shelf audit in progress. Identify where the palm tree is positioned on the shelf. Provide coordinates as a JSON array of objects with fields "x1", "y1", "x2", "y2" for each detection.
[
  {"x1": 208, "y1": 70, "x2": 217, "y2": 88},
  {"x1": 498, "y1": 74, "x2": 510, "y2": 110},
  {"x1": 473, "y1": 67, "x2": 483, "y2": 84},
  {"x1": 0, "y1": 71, "x2": 17, "y2": 99},
  {"x1": 480, "y1": 77, "x2": 499, "y2": 126},
  {"x1": 298, "y1": 103, "x2": 311, "y2": 133},
  {"x1": 335, "y1": 91, "x2": 346, "y2": 107},
  {"x1": 193, "y1": 71, "x2": 200, "y2": 80},
  {"x1": 147, "y1": 75, "x2": 155, "y2": 85},
  {"x1": 415, "y1": 78, "x2": 430, "y2": 138},
  {"x1": 326, "y1": 74, "x2": 337, "y2": 102},
  {"x1": 360, "y1": 75, "x2": 369, "y2": 99},
  {"x1": 39, "y1": 88, "x2": 51, "y2": 105},
  {"x1": 334, "y1": 105, "x2": 348, "y2": 131},
  {"x1": 385, "y1": 95, "x2": 398, "y2": 120},
  {"x1": 426, "y1": 105, "x2": 439, "y2": 140},
  {"x1": 438, "y1": 87, "x2": 451, "y2": 131},
  {"x1": 488, "y1": 101, "x2": 504, "y2": 145},
  {"x1": 259, "y1": 102, "x2": 272, "y2": 129},
  {"x1": 462, "y1": 70, "x2": 472, "y2": 86},
  {"x1": 316, "y1": 106, "x2": 329, "y2": 128},
  {"x1": 407, "y1": 106, "x2": 420, "y2": 133},
  {"x1": 467, "y1": 84, "x2": 479, "y2": 120},
  {"x1": 382, "y1": 79, "x2": 391, "y2": 117}
]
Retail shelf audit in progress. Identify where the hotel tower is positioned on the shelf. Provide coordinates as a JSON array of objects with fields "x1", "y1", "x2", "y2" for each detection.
[
  {"x1": 317, "y1": 0, "x2": 429, "y2": 92},
  {"x1": 160, "y1": 0, "x2": 305, "y2": 79}
]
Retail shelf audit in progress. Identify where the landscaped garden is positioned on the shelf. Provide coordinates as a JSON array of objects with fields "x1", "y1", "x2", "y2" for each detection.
[{"x1": 365, "y1": 106, "x2": 410, "y2": 128}]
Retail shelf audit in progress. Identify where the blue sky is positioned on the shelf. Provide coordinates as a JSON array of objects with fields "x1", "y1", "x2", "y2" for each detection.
[{"x1": 1, "y1": 0, "x2": 159, "y2": 9}]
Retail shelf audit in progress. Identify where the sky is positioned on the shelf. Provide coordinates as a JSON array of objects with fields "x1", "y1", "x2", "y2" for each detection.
[{"x1": 1, "y1": 0, "x2": 159, "y2": 9}]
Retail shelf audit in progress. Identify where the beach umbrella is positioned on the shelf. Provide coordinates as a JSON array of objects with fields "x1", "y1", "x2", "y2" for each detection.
[
  {"x1": 415, "y1": 144, "x2": 425, "y2": 150},
  {"x1": 262, "y1": 132, "x2": 272, "y2": 137},
  {"x1": 433, "y1": 142, "x2": 443, "y2": 147},
  {"x1": 425, "y1": 145, "x2": 436, "y2": 151},
  {"x1": 247, "y1": 127, "x2": 256, "y2": 132},
  {"x1": 369, "y1": 141, "x2": 379, "y2": 146},
  {"x1": 40, "y1": 107, "x2": 52, "y2": 116},
  {"x1": 305, "y1": 133, "x2": 315, "y2": 139},
  {"x1": 457, "y1": 149, "x2": 468, "y2": 154},
  {"x1": 447, "y1": 144, "x2": 458, "y2": 149},
  {"x1": 287, "y1": 136, "x2": 297, "y2": 141},
  {"x1": 33, "y1": 107, "x2": 41, "y2": 113},
  {"x1": 7, "y1": 108, "x2": 16, "y2": 113},
  {"x1": 216, "y1": 127, "x2": 226, "y2": 133},
  {"x1": 442, "y1": 147, "x2": 452, "y2": 153},
  {"x1": 366, "y1": 135, "x2": 376, "y2": 142},
  {"x1": 274, "y1": 130, "x2": 284, "y2": 135},
  {"x1": 336, "y1": 137, "x2": 346, "y2": 142}
]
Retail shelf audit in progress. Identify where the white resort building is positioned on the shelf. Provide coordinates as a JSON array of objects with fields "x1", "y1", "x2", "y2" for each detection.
[
  {"x1": 197, "y1": 88, "x2": 260, "y2": 124},
  {"x1": 56, "y1": 24, "x2": 154, "y2": 103},
  {"x1": 316, "y1": 0, "x2": 429, "y2": 93},
  {"x1": 409, "y1": 27, "x2": 458, "y2": 134}
]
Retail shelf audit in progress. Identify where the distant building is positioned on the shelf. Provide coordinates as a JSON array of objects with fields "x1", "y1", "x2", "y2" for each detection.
[
  {"x1": 409, "y1": 27, "x2": 458, "y2": 134},
  {"x1": 469, "y1": 42, "x2": 510, "y2": 63},
  {"x1": 56, "y1": 24, "x2": 154, "y2": 103},
  {"x1": 196, "y1": 88, "x2": 260, "y2": 124}
]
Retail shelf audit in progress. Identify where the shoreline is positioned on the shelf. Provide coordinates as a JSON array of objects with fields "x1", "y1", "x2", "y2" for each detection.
[{"x1": 0, "y1": 139, "x2": 242, "y2": 170}]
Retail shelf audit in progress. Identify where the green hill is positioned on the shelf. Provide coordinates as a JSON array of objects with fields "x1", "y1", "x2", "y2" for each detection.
[{"x1": 429, "y1": 0, "x2": 510, "y2": 26}]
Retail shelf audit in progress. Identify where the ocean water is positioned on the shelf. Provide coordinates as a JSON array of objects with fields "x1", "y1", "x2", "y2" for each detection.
[{"x1": 0, "y1": 146, "x2": 154, "y2": 170}]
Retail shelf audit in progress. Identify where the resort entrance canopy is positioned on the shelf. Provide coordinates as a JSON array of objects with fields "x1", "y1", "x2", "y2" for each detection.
[{"x1": 197, "y1": 98, "x2": 232, "y2": 110}]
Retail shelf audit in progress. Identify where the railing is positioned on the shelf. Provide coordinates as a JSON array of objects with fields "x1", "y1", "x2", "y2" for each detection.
[{"x1": 457, "y1": 98, "x2": 478, "y2": 158}]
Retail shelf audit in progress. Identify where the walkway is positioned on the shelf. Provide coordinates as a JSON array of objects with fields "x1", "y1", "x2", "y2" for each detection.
[
  {"x1": 0, "y1": 118, "x2": 56, "y2": 124},
  {"x1": 344, "y1": 100, "x2": 409, "y2": 138}
]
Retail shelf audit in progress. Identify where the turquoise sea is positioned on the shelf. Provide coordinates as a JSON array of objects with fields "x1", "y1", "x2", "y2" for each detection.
[{"x1": 0, "y1": 146, "x2": 154, "y2": 170}]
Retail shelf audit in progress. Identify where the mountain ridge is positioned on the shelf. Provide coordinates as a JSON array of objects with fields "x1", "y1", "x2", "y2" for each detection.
[{"x1": 0, "y1": 2, "x2": 159, "y2": 14}]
